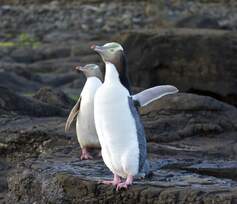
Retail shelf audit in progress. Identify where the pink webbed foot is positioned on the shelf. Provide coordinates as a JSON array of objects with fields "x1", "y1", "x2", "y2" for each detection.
[
  {"x1": 99, "y1": 174, "x2": 121, "y2": 186},
  {"x1": 116, "y1": 175, "x2": 133, "y2": 191},
  {"x1": 80, "y1": 147, "x2": 93, "y2": 160}
]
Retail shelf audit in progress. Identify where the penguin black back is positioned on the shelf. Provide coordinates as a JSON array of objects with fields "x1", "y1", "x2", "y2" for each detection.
[{"x1": 118, "y1": 51, "x2": 132, "y2": 94}]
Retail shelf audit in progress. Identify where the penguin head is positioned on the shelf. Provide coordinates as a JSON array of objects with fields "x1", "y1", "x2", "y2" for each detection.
[
  {"x1": 91, "y1": 42, "x2": 131, "y2": 93},
  {"x1": 91, "y1": 42, "x2": 124, "y2": 65},
  {"x1": 75, "y1": 64, "x2": 103, "y2": 80}
]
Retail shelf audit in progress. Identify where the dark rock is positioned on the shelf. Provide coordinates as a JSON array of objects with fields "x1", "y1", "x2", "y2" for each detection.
[
  {"x1": 38, "y1": 45, "x2": 71, "y2": 59},
  {"x1": 176, "y1": 15, "x2": 219, "y2": 29},
  {"x1": 10, "y1": 45, "x2": 72, "y2": 63},
  {"x1": 0, "y1": 93, "x2": 236, "y2": 203},
  {"x1": 0, "y1": 87, "x2": 67, "y2": 117},
  {"x1": 33, "y1": 87, "x2": 74, "y2": 109},
  {"x1": 29, "y1": 59, "x2": 78, "y2": 73},
  {"x1": 183, "y1": 161, "x2": 237, "y2": 180},
  {"x1": 13, "y1": 67, "x2": 42, "y2": 83},
  {"x1": 0, "y1": 1, "x2": 237, "y2": 203},
  {"x1": 10, "y1": 47, "x2": 45, "y2": 63},
  {"x1": 0, "y1": 116, "x2": 70, "y2": 158},
  {"x1": 0, "y1": 70, "x2": 40, "y2": 92},
  {"x1": 44, "y1": 72, "x2": 81, "y2": 87},
  {"x1": 141, "y1": 93, "x2": 237, "y2": 159},
  {"x1": 119, "y1": 29, "x2": 237, "y2": 106},
  {"x1": 6, "y1": 158, "x2": 237, "y2": 204}
]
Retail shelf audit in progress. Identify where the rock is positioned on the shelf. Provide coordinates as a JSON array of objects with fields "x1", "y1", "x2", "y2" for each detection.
[
  {"x1": 0, "y1": 70, "x2": 40, "y2": 92},
  {"x1": 183, "y1": 161, "x2": 237, "y2": 180},
  {"x1": 147, "y1": 1, "x2": 237, "y2": 30},
  {"x1": 43, "y1": 72, "x2": 82, "y2": 87},
  {"x1": 176, "y1": 15, "x2": 219, "y2": 29},
  {"x1": 33, "y1": 87, "x2": 74, "y2": 109},
  {"x1": 0, "y1": 115, "x2": 70, "y2": 157},
  {"x1": 38, "y1": 45, "x2": 71, "y2": 59},
  {"x1": 6, "y1": 157, "x2": 237, "y2": 204},
  {"x1": 10, "y1": 47, "x2": 45, "y2": 63},
  {"x1": 141, "y1": 93, "x2": 237, "y2": 159},
  {"x1": 119, "y1": 29, "x2": 237, "y2": 106},
  {"x1": 0, "y1": 1, "x2": 237, "y2": 203},
  {"x1": 0, "y1": 87, "x2": 67, "y2": 117},
  {"x1": 0, "y1": 2, "x2": 149, "y2": 44},
  {"x1": 10, "y1": 45, "x2": 72, "y2": 63},
  {"x1": 0, "y1": 93, "x2": 236, "y2": 203}
]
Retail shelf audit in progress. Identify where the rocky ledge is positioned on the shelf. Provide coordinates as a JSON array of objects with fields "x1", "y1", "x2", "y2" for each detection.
[{"x1": 1, "y1": 92, "x2": 237, "y2": 203}]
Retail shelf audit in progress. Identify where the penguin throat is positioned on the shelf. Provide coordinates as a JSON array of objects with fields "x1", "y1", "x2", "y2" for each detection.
[
  {"x1": 85, "y1": 70, "x2": 103, "y2": 82},
  {"x1": 102, "y1": 51, "x2": 131, "y2": 92},
  {"x1": 104, "y1": 62, "x2": 120, "y2": 83},
  {"x1": 104, "y1": 62, "x2": 131, "y2": 94}
]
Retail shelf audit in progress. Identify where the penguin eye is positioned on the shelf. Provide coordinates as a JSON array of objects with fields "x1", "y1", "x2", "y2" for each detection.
[{"x1": 110, "y1": 48, "x2": 114, "y2": 52}]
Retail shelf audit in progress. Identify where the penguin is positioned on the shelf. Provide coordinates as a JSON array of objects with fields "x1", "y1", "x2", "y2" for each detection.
[
  {"x1": 91, "y1": 42, "x2": 146, "y2": 190},
  {"x1": 92, "y1": 42, "x2": 178, "y2": 190},
  {"x1": 65, "y1": 64, "x2": 103, "y2": 160}
]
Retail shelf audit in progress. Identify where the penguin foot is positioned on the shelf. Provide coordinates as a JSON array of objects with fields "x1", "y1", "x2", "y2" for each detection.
[
  {"x1": 116, "y1": 175, "x2": 133, "y2": 191},
  {"x1": 97, "y1": 151, "x2": 102, "y2": 158},
  {"x1": 99, "y1": 174, "x2": 121, "y2": 186},
  {"x1": 80, "y1": 148, "x2": 93, "y2": 160}
]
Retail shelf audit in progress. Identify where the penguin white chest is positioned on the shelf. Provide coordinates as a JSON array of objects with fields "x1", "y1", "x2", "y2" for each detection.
[
  {"x1": 76, "y1": 77, "x2": 102, "y2": 148},
  {"x1": 94, "y1": 83, "x2": 139, "y2": 178}
]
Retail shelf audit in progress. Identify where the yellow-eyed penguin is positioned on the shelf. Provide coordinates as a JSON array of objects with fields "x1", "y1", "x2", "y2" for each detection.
[
  {"x1": 92, "y1": 42, "x2": 178, "y2": 190},
  {"x1": 65, "y1": 64, "x2": 103, "y2": 160}
]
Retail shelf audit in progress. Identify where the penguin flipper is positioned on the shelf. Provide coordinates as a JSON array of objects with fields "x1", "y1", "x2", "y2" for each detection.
[
  {"x1": 65, "y1": 97, "x2": 81, "y2": 132},
  {"x1": 132, "y1": 85, "x2": 178, "y2": 107}
]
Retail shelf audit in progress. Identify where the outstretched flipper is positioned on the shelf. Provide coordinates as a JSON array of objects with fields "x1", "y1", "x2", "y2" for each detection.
[
  {"x1": 65, "y1": 97, "x2": 81, "y2": 132},
  {"x1": 132, "y1": 85, "x2": 178, "y2": 107}
]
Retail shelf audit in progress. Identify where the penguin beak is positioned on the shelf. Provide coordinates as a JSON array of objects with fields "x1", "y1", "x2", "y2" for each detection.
[
  {"x1": 75, "y1": 65, "x2": 84, "y2": 71},
  {"x1": 91, "y1": 44, "x2": 105, "y2": 53}
]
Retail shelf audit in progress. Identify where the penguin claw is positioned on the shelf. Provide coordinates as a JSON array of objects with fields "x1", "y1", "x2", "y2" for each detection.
[
  {"x1": 116, "y1": 182, "x2": 130, "y2": 191},
  {"x1": 97, "y1": 151, "x2": 102, "y2": 158},
  {"x1": 80, "y1": 154, "x2": 93, "y2": 160},
  {"x1": 99, "y1": 175, "x2": 121, "y2": 186},
  {"x1": 98, "y1": 179, "x2": 121, "y2": 186},
  {"x1": 80, "y1": 148, "x2": 93, "y2": 160},
  {"x1": 116, "y1": 175, "x2": 133, "y2": 191}
]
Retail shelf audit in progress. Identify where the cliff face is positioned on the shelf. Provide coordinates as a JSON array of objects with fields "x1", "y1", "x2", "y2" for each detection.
[{"x1": 0, "y1": 0, "x2": 237, "y2": 203}]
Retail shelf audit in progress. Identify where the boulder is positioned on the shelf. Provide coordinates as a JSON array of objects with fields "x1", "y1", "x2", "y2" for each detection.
[
  {"x1": 0, "y1": 87, "x2": 67, "y2": 117},
  {"x1": 0, "y1": 115, "x2": 70, "y2": 157},
  {"x1": 141, "y1": 93, "x2": 237, "y2": 159},
  {"x1": 33, "y1": 87, "x2": 74, "y2": 109},
  {"x1": 0, "y1": 70, "x2": 40, "y2": 92},
  {"x1": 10, "y1": 47, "x2": 45, "y2": 63},
  {"x1": 119, "y1": 29, "x2": 237, "y2": 106},
  {"x1": 176, "y1": 15, "x2": 219, "y2": 29}
]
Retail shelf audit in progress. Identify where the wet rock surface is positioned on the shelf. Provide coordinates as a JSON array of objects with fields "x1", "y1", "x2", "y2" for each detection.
[{"x1": 0, "y1": 0, "x2": 236, "y2": 203}]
